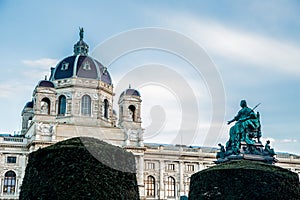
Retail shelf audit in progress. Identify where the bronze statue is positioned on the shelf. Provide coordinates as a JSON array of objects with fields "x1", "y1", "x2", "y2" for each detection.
[
  {"x1": 215, "y1": 100, "x2": 276, "y2": 164},
  {"x1": 264, "y1": 140, "x2": 276, "y2": 156},
  {"x1": 226, "y1": 100, "x2": 260, "y2": 149},
  {"x1": 79, "y1": 27, "x2": 84, "y2": 40},
  {"x1": 217, "y1": 143, "x2": 225, "y2": 159}
]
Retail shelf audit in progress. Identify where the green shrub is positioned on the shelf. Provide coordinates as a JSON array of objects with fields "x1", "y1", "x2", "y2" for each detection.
[
  {"x1": 20, "y1": 137, "x2": 140, "y2": 200},
  {"x1": 189, "y1": 160, "x2": 300, "y2": 200}
]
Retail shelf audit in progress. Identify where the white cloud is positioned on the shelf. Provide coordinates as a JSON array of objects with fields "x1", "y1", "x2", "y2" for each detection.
[
  {"x1": 0, "y1": 81, "x2": 32, "y2": 98},
  {"x1": 0, "y1": 83, "x2": 15, "y2": 98},
  {"x1": 22, "y1": 58, "x2": 58, "y2": 68},
  {"x1": 159, "y1": 14, "x2": 300, "y2": 76},
  {"x1": 21, "y1": 58, "x2": 58, "y2": 81},
  {"x1": 281, "y1": 139, "x2": 298, "y2": 143},
  {"x1": 260, "y1": 137, "x2": 276, "y2": 144}
]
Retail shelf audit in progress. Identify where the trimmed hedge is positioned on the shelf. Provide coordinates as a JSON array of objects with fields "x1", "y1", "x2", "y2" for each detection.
[
  {"x1": 20, "y1": 137, "x2": 139, "y2": 200},
  {"x1": 189, "y1": 160, "x2": 300, "y2": 200}
]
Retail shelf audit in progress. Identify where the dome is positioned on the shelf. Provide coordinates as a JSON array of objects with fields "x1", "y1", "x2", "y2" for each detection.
[
  {"x1": 50, "y1": 55, "x2": 112, "y2": 85},
  {"x1": 24, "y1": 101, "x2": 33, "y2": 108},
  {"x1": 37, "y1": 80, "x2": 54, "y2": 88},
  {"x1": 120, "y1": 87, "x2": 141, "y2": 97},
  {"x1": 49, "y1": 28, "x2": 112, "y2": 85}
]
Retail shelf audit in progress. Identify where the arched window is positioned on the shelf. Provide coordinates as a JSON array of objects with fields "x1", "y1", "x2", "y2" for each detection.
[
  {"x1": 41, "y1": 97, "x2": 51, "y2": 115},
  {"x1": 146, "y1": 176, "x2": 155, "y2": 197},
  {"x1": 3, "y1": 171, "x2": 16, "y2": 194},
  {"x1": 27, "y1": 116, "x2": 33, "y2": 128},
  {"x1": 58, "y1": 95, "x2": 66, "y2": 115},
  {"x1": 81, "y1": 95, "x2": 91, "y2": 116},
  {"x1": 166, "y1": 176, "x2": 175, "y2": 197},
  {"x1": 128, "y1": 105, "x2": 136, "y2": 121},
  {"x1": 104, "y1": 99, "x2": 109, "y2": 119}
]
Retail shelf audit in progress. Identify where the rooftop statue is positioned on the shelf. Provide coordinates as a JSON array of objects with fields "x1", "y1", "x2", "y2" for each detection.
[
  {"x1": 79, "y1": 27, "x2": 84, "y2": 40},
  {"x1": 215, "y1": 100, "x2": 276, "y2": 164}
]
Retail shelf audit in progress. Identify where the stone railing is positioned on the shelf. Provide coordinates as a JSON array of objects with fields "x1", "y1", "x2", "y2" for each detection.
[{"x1": 0, "y1": 136, "x2": 28, "y2": 145}]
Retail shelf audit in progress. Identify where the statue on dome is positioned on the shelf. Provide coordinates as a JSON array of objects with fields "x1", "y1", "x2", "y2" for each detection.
[{"x1": 79, "y1": 27, "x2": 84, "y2": 40}]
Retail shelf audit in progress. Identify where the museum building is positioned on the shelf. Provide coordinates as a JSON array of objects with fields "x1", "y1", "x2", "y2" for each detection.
[{"x1": 0, "y1": 31, "x2": 299, "y2": 200}]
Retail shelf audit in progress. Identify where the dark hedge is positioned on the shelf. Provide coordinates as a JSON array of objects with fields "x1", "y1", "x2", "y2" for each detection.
[
  {"x1": 189, "y1": 160, "x2": 300, "y2": 200},
  {"x1": 20, "y1": 137, "x2": 139, "y2": 200}
]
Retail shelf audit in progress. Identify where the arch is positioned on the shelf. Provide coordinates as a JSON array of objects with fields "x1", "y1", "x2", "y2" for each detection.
[
  {"x1": 128, "y1": 105, "x2": 136, "y2": 121},
  {"x1": 27, "y1": 116, "x2": 33, "y2": 128},
  {"x1": 166, "y1": 176, "x2": 175, "y2": 197},
  {"x1": 41, "y1": 97, "x2": 51, "y2": 115},
  {"x1": 104, "y1": 99, "x2": 109, "y2": 119},
  {"x1": 81, "y1": 95, "x2": 91, "y2": 116},
  {"x1": 146, "y1": 175, "x2": 155, "y2": 197},
  {"x1": 58, "y1": 95, "x2": 66, "y2": 115},
  {"x1": 3, "y1": 170, "x2": 16, "y2": 194}
]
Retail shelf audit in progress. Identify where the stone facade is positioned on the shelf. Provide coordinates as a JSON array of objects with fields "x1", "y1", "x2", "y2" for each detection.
[{"x1": 0, "y1": 32, "x2": 299, "y2": 200}]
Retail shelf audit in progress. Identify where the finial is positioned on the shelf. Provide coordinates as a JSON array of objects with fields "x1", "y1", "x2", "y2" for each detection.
[
  {"x1": 129, "y1": 84, "x2": 131, "y2": 89},
  {"x1": 79, "y1": 27, "x2": 84, "y2": 40},
  {"x1": 74, "y1": 27, "x2": 89, "y2": 55},
  {"x1": 45, "y1": 75, "x2": 47, "y2": 80}
]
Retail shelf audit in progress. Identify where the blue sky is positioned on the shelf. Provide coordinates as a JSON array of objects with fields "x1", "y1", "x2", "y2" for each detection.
[{"x1": 0, "y1": 0, "x2": 299, "y2": 154}]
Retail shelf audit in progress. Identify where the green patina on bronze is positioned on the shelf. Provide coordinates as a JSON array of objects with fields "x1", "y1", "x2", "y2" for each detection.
[
  {"x1": 226, "y1": 100, "x2": 261, "y2": 151},
  {"x1": 216, "y1": 100, "x2": 276, "y2": 163}
]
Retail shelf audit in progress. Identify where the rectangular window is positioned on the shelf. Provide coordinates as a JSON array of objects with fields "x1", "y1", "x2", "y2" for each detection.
[
  {"x1": 167, "y1": 164, "x2": 175, "y2": 171},
  {"x1": 147, "y1": 162, "x2": 155, "y2": 170},
  {"x1": 187, "y1": 164, "x2": 194, "y2": 172},
  {"x1": 7, "y1": 156, "x2": 16, "y2": 163}
]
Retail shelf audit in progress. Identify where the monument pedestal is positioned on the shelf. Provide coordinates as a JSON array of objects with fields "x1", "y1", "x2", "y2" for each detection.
[
  {"x1": 215, "y1": 142, "x2": 277, "y2": 164},
  {"x1": 189, "y1": 160, "x2": 300, "y2": 200}
]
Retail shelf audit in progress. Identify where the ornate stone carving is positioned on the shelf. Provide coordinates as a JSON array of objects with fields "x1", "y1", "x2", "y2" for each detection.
[{"x1": 36, "y1": 122, "x2": 56, "y2": 136}]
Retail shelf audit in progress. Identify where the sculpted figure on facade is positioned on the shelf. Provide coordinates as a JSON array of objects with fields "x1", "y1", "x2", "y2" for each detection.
[{"x1": 36, "y1": 122, "x2": 56, "y2": 136}]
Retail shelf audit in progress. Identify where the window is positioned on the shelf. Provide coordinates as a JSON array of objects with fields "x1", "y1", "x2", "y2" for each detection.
[
  {"x1": 146, "y1": 176, "x2": 155, "y2": 197},
  {"x1": 58, "y1": 95, "x2": 66, "y2": 115},
  {"x1": 81, "y1": 95, "x2": 91, "y2": 116},
  {"x1": 166, "y1": 176, "x2": 175, "y2": 197},
  {"x1": 187, "y1": 164, "x2": 195, "y2": 172},
  {"x1": 147, "y1": 162, "x2": 155, "y2": 170},
  {"x1": 104, "y1": 99, "x2": 109, "y2": 119},
  {"x1": 41, "y1": 97, "x2": 50, "y2": 115},
  {"x1": 61, "y1": 62, "x2": 69, "y2": 70},
  {"x1": 167, "y1": 164, "x2": 175, "y2": 171},
  {"x1": 27, "y1": 117, "x2": 33, "y2": 128},
  {"x1": 128, "y1": 105, "x2": 136, "y2": 121},
  {"x1": 3, "y1": 171, "x2": 16, "y2": 194},
  {"x1": 82, "y1": 61, "x2": 91, "y2": 70},
  {"x1": 7, "y1": 156, "x2": 16, "y2": 164}
]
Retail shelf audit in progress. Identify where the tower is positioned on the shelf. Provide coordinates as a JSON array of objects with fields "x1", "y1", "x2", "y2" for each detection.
[{"x1": 118, "y1": 86, "x2": 143, "y2": 146}]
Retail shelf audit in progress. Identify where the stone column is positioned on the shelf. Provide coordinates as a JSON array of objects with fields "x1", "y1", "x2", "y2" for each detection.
[
  {"x1": 137, "y1": 155, "x2": 145, "y2": 198},
  {"x1": 0, "y1": 178, "x2": 2, "y2": 196},
  {"x1": 16, "y1": 179, "x2": 18, "y2": 195},
  {"x1": 179, "y1": 161, "x2": 184, "y2": 197},
  {"x1": 164, "y1": 179, "x2": 167, "y2": 199},
  {"x1": 159, "y1": 160, "x2": 164, "y2": 199}
]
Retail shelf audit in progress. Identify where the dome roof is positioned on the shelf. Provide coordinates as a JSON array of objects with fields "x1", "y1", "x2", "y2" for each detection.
[
  {"x1": 50, "y1": 28, "x2": 112, "y2": 85},
  {"x1": 24, "y1": 101, "x2": 33, "y2": 108},
  {"x1": 120, "y1": 87, "x2": 141, "y2": 97},
  {"x1": 50, "y1": 55, "x2": 112, "y2": 85},
  {"x1": 37, "y1": 80, "x2": 55, "y2": 88}
]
